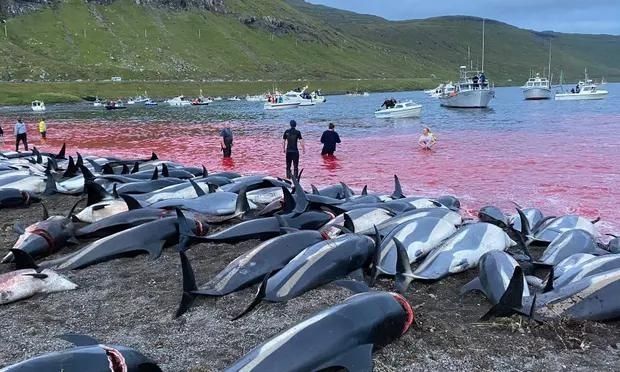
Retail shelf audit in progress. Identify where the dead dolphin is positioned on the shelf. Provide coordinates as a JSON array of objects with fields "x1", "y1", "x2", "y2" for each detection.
[
  {"x1": 535, "y1": 229, "x2": 605, "y2": 266},
  {"x1": 551, "y1": 254, "x2": 620, "y2": 289},
  {"x1": 376, "y1": 216, "x2": 458, "y2": 276},
  {"x1": 413, "y1": 223, "x2": 517, "y2": 280},
  {"x1": 2, "y1": 201, "x2": 81, "y2": 263},
  {"x1": 75, "y1": 208, "x2": 175, "y2": 239},
  {"x1": 224, "y1": 291, "x2": 413, "y2": 372},
  {"x1": 0, "y1": 334, "x2": 161, "y2": 371},
  {"x1": 533, "y1": 215, "x2": 599, "y2": 243},
  {"x1": 461, "y1": 250, "x2": 530, "y2": 307},
  {"x1": 0, "y1": 249, "x2": 77, "y2": 305},
  {"x1": 554, "y1": 253, "x2": 596, "y2": 278},
  {"x1": 509, "y1": 207, "x2": 544, "y2": 233},
  {"x1": 376, "y1": 208, "x2": 462, "y2": 236},
  {"x1": 0, "y1": 189, "x2": 40, "y2": 209}
]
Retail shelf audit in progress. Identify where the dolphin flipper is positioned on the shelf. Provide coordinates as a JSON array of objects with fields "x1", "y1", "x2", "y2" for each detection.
[
  {"x1": 459, "y1": 277, "x2": 483, "y2": 297},
  {"x1": 231, "y1": 273, "x2": 269, "y2": 321},
  {"x1": 315, "y1": 344, "x2": 374, "y2": 372}
]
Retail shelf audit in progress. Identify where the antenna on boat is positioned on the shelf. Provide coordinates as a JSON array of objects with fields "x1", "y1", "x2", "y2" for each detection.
[
  {"x1": 547, "y1": 40, "x2": 552, "y2": 83},
  {"x1": 481, "y1": 18, "x2": 485, "y2": 73},
  {"x1": 467, "y1": 45, "x2": 472, "y2": 70}
]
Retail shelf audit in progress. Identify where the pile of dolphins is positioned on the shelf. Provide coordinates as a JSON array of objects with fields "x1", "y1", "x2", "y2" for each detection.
[{"x1": 1, "y1": 144, "x2": 619, "y2": 371}]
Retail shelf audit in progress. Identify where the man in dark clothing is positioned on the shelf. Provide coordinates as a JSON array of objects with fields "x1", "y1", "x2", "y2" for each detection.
[
  {"x1": 220, "y1": 127, "x2": 233, "y2": 158},
  {"x1": 320, "y1": 123, "x2": 341, "y2": 156},
  {"x1": 283, "y1": 120, "x2": 305, "y2": 179},
  {"x1": 472, "y1": 75, "x2": 479, "y2": 89}
]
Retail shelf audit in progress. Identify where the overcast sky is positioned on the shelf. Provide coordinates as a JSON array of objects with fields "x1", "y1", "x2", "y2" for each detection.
[{"x1": 307, "y1": 0, "x2": 620, "y2": 35}]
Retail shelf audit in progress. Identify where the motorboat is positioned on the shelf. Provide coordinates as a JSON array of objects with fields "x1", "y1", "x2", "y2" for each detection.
[
  {"x1": 93, "y1": 98, "x2": 103, "y2": 107},
  {"x1": 213, "y1": 97, "x2": 223, "y2": 101},
  {"x1": 127, "y1": 95, "x2": 149, "y2": 105},
  {"x1": 555, "y1": 70, "x2": 608, "y2": 101},
  {"x1": 310, "y1": 90, "x2": 327, "y2": 103},
  {"x1": 105, "y1": 100, "x2": 127, "y2": 110},
  {"x1": 440, "y1": 20, "x2": 495, "y2": 108},
  {"x1": 522, "y1": 74, "x2": 552, "y2": 100},
  {"x1": 144, "y1": 99, "x2": 158, "y2": 106},
  {"x1": 191, "y1": 97, "x2": 211, "y2": 106},
  {"x1": 282, "y1": 86, "x2": 320, "y2": 105},
  {"x1": 439, "y1": 67, "x2": 495, "y2": 108},
  {"x1": 264, "y1": 101, "x2": 300, "y2": 110},
  {"x1": 228, "y1": 96, "x2": 242, "y2": 101},
  {"x1": 166, "y1": 96, "x2": 192, "y2": 107},
  {"x1": 374, "y1": 101, "x2": 422, "y2": 119},
  {"x1": 31, "y1": 100, "x2": 46, "y2": 112},
  {"x1": 426, "y1": 84, "x2": 445, "y2": 98}
]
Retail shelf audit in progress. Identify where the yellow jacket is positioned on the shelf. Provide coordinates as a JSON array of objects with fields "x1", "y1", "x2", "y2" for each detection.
[{"x1": 38, "y1": 120, "x2": 46, "y2": 133}]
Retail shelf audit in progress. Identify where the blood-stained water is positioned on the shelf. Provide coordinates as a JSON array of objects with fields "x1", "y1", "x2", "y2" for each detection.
[{"x1": 1, "y1": 85, "x2": 619, "y2": 234}]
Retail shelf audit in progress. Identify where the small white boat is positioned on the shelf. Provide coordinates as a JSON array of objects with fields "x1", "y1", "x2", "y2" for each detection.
[
  {"x1": 213, "y1": 97, "x2": 223, "y2": 101},
  {"x1": 31, "y1": 100, "x2": 46, "y2": 112},
  {"x1": 522, "y1": 74, "x2": 552, "y2": 100},
  {"x1": 555, "y1": 70, "x2": 608, "y2": 101},
  {"x1": 167, "y1": 96, "x2": 192, "y2": 107},
  {"x1": 93, "y1": 98, "x2": 103, "y2": 107},
  {"x1": 427, "y1": 84, "x2": 445, "y2": 98},
  {"x1": 228, "y1": 96, "x2": 241, "y2": 101},
  {"x1": 264, "y1": 101, "x2": 300, "y2": 110},
  {"x1": 310, "y1": 90, "x2": 327, "y2": 103},
  {"x1": 374, "y1": 101, "x2": 422, "y2": 119},
  {"x1": 283, "y1": 86, "x2": 321, "y2": 105},
  {"x1": 246, "y1": 94, "x2": 268, "y2": 102},
  {"x1": 144, "y1": 99, "x2": 158, "y2": 106}
]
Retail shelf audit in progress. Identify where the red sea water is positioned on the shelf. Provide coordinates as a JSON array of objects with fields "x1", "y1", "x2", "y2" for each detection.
[{"x1": 1, "y1": 85, "x2": 619, "y2": 235}]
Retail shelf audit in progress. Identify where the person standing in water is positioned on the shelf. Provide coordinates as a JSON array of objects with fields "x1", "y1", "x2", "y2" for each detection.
[
  {"x1": 14, "y1": 118, "x2": 28, "y2": 152},
  {"x1": 418, "y1": 127, "x2": 436, "y2": 150},
  {"x1": 38, "y1": 118, "x2": 47, "y2": 144},
  {"x1": 320, "y1": 123, "x2": 341, "y2": 156},
  {"x1": 283, "y1": 120, "x2": 304, "y2": 179},
  {"x1": 220, "y1": 127, "x2": 233, "y2": 158},
  {"x1": 0, "y1": 123, "x2": 4, "y2": 146}
]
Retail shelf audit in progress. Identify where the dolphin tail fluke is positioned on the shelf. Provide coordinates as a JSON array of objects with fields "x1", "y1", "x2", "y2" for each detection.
[
  {"x1": 291, "y1": 175, "x2": 309, "y2": 214},
  {"x1": 120, "y1": 194, "x2": 143, "y2": 210},
  {"x1": 231, "y1": 272, "x2": 269, "y2": 321},
  {"x1": 175, "y1": 250, "x2": 198, "y2": 317},
  {"x1": 175, "y1": 208, "x2": 198, "y2": 248},
  {"x1": 480, "y1": 266, "x2": 525, "y2": 321},
  {"x1": 368, "y1": 226, "x2": 382, "y2": 287},
  {"x1": 235, "y1": 187, "x2": 250, "y2": 215},
  {"x1": 55, "y1": 143, "x2": 66, "y2": 160},
  {"x1": 514, "y1": 208, "x2": 533, "y2": 259},
  {"x1": 393, "y1": 238, "x2": 414, "y2": 294},
  {"x1": 391, "y1": 175, "x2": 404, "y2": 199},
  {"x1": 281, "y1": 186, "x2": 296, "y2": 214}
]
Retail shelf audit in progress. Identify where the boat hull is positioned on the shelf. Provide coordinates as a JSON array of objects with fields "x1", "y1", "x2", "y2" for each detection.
[
  {"x1": 522, "y1": 87, "x2": 552, "y2": 100},
  {"x1": 375, "y1": 106, "x2": 422, "y2": 119},
  {"x1": 440, "y1": 89, "x2": 494, "y2": 108},
  {"x1": 264, "y1": 103, "x2": 300, "y2": 110},
  {"x1": 555, "y1": 91, "x2": 608, "y2": 101}
]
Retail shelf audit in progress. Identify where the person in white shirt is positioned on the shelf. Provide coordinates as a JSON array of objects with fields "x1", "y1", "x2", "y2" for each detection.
[
  {"x1": 418, "y1": 127, "x2": 436, "y2": 150},
  {"x1": 14, "y1": 118, "x2": 28, "y2": 152}
]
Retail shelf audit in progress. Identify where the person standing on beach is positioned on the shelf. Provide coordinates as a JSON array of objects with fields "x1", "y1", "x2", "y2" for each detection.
[
  {"x1": 320, "y1": 123, "x2": 341, "y2": 156},
  {"x1": 14, "y1": 118, "x2": 28, "y2": 152},
  {"x1": 38, "y1": 118, "x2": 47, "y2": 144},
  {"x1": 220, "y1": 127, "x2": 233, "y2": 158},
  {"x1": 283, "y1": 120, "x2": 304, "y2": 179}
]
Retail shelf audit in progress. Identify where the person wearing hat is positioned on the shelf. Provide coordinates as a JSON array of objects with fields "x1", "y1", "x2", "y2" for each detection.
[
  {"x1": 14, "y1": 118, "x2": 28, "y2": 152},
  {"x1": 283, "y1": 120, "x2": 305, "y2": 180}
]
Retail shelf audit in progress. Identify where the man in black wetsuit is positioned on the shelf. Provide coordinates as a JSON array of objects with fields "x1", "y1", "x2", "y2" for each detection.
[
  {"x1": 320, "y1": 123, "x2": 341, "y2": 156},
  {"x1": 283, "y1": 120, "x2": 305, "y2": 179},
  {"x1": 220, "y1": 127, "x2": 233, "y2": 158}
]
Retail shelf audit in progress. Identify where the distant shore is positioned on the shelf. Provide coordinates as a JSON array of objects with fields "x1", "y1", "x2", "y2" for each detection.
[{"x1": 0, "y1": 78, "x2": 440, "y2": 106}]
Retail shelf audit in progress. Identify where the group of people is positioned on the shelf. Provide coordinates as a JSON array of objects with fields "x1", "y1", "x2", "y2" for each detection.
[
  {"x1": 471, "y1": 72, "x2": 487, "y2": 89},
  {"x1": 220, "y1": 120, "x2": 435, "y2": 179},
  {"x1": 0, "y1": 118, "x2": 47, "y2": 152}
]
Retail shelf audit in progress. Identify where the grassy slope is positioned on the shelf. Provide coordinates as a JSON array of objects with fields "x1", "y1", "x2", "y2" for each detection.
[{"x1": 0, "y1": 0, "x2": 617, "y2": 105}]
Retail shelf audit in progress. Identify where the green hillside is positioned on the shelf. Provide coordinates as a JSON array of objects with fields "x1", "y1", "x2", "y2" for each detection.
[{"x1": 0, "y1": 0, "x2": 618, "y2": 85}]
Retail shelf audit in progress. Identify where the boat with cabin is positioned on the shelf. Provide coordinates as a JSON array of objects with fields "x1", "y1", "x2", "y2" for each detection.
[
  {"x1": 522, "y1": 74, "x2": 552, "y2": 100},
  {"x1": 166, "y1": 96, "x2": 192, "y2": 107},
  {"x1": 555, "y1": 70, "x2": 608, "y2": 101},
  {"x1": 105, "y1": 100, "x2": 127, "y2": 110},
  {"x1": 31, "y1": 100, "x2": 46, "y2": 112},
  {"x1": 374, "y1": 101, "x2": 422, "y2": 119}
]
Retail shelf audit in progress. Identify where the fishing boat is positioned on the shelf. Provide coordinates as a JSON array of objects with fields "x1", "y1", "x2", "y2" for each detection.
[
  {"x1": 264, "y1": 101, "x2": 300, "y2": 110},
  {"x1": 426, "y1": 84, "x2": 445, "y2": 98},
  {"x1": 374, "y1": 101, "x2": 422, "y2": 119},
  {"x1": 105, "y1": 100, "x2": 127, "y2": 110},
  {"x1": 282, "y1": 86, "x2": 322, "y2": 106},
  {"x1": 228, "y1": 96, "x2": 242, "y2": 101},
  {"x1": 191, "y1": 98, "x2": 210, "y2": 106},
  {"x1": 93, "y1": 98, "x2": 103, "y2": 107},
  {"x1": 166, "y1": 96, "x2": 192, "y2": 107},
  {"x1": 213, "y1": 97, "x2": 223, "y2": 101},
  {"x1": 310, "y1": 90, "x2": 327, "y2": 103},
  {"x1": 555, "y1": 70, "x2": 608, "y2": 101},
  {"x1": 522, "y1": 74, "x2": 552, "y2": 100},
  {"x1": 439, "y1": 20, "x2": 495, "y2": 109},
  {"x1": 144, "y1": 99, "x2": 158, "y2": 106},
  {"x1": 31, "y1": 100, "x2": 46, "y2": 112}
]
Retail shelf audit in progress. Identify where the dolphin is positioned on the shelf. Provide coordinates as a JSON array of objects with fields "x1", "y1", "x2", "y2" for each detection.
[
  {"x1": 0, "y1": 334, "x2": 162, "y2": 371},
  {"x1": 460, "y1": 250, "x2": 530, "y2": 307},
  {"x1": 376, "y1": 208, "x2": 462, "y2": 235},
  {"x1": 224, "y1": 291, "x2": 413, "y2": 372},
  {"x1": 233, "y1": 232, "x2": 414, "y2": 320},
  {"x1": 533, "y1": 215, "x2": 599, "y2": 243},
  {"x1": 0, "y1": 249, "x2": 77, "y2": 305},
  {"x1": 175, "y1": 214, "x2": 326, "y2": 316},
  {"x1": 376, "y1": 216, "x2": 458, "y2": 276},
  {"x1": 413, "y1": 223, "x2": 517, "y2": 280},
  {"x1": 2, "y1": 201, "x2": 82, "y2": 263},
  {"x1": 535, "y1": 229, "x2": 606, "y2": 266},
  {"x1": 553, "y1": 253, "x2": 596, "y2": 278},
  {"x1": 116, "y1": 178, "x2": 186, "y2": 194},
  {"x1": 551, "y1": 255, "x2": 620, "y2": 289},
  {"x1": 436, "y1": 195, "x2": 461, "y2": 211},
  {"x1": 75, "y1": 208, "x2": 175, "y2": 239},
  {"x1": 478, "y1": 205, "x2": 509, "y2": 228},
  {"x1": 509, "y1": 207, "x2": 544, "y2": 233},
  {"x1": 41, "y1": 213, "x2": 209, "y2": 270},
  {"x1": 0, "y1": 189, "x2": 40, "y2": 209}
]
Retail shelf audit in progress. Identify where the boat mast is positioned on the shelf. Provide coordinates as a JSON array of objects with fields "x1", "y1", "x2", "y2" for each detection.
[
  {"x1": 481, "y1": 18, "x2": 485, "y2": 73},
  {"x1": 547, "y1": 40, "x2": 552, "y2": 86}
]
